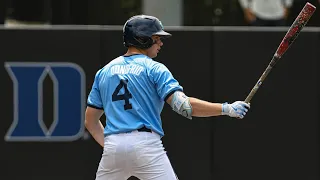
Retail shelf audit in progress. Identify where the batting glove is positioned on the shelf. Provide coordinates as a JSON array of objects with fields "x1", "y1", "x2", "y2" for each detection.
[{"x1": 221, "y1": 101, "x2": 250, "y2": 119}]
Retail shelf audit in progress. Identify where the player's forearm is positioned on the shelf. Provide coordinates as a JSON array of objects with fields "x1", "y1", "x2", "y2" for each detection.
[
  {"x1": 85, "y1": 120, "x2": 105, "y2": 147},
  {"x1": 189, "y1": 97, "x2": 222, "y2": 117}
]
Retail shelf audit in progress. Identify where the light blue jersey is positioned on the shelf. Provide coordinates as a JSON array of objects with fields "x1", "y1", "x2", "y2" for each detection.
[{"x1": 87, "y1": 54, "x2": 183, "y2": 137}]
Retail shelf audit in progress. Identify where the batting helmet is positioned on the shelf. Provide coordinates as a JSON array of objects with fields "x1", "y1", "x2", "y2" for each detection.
[{"x1": 123, "y1": 15, "x2": 172, "y2": 49}]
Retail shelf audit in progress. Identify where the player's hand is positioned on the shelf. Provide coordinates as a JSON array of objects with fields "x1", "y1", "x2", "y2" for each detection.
[{"x1": 221, "y1": 101, "x2": 250, "y2": 119}]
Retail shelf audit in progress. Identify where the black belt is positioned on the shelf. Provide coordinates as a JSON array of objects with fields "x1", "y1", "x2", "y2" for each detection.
[{"x1": 137, "y1": 126, "x2": 152, "y2": 133}]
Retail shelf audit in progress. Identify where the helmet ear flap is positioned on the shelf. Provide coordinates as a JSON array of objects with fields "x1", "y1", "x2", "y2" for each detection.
[
  {"x1": 133, "y1": 36, "x2": 154, "y2": 49},
  {"x1": 134, "y1": 36, "x2": 149, "y2": 44}
]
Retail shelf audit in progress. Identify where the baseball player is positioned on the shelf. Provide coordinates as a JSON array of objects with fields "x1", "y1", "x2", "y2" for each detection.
[{"x1": 85, "y1": 15, "x2": 250, "y2": 180}]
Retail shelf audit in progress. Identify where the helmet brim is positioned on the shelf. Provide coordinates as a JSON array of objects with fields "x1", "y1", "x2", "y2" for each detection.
[{"x1": 153, "y1": 30, "x2": 172, "y2": 38}]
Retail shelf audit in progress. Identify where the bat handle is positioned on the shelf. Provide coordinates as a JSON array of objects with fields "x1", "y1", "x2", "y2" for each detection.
[
  {"x1": 244, "y1": 80, "x2": 263, "y2": 103},
  {"x1": 244, "y1": 61, "x2": 276, "y2": 103},
  {"x1": 244, "y1": 56, "x2": 280, "y2": 103}
]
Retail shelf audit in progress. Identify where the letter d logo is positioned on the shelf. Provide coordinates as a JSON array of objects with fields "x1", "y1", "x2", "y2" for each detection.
[{"x1": 5, "y1": 62, "x2": 85, "y2": 141}]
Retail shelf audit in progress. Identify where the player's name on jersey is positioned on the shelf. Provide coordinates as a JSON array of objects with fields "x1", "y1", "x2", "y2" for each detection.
[{"x1": 111, "y1": 64, "x2": 144, "y2": 76}]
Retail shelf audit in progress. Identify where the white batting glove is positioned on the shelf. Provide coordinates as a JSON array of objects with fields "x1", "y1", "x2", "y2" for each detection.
[{"x1": 221, "y1": 101, "x2": 250, "y2": 119}]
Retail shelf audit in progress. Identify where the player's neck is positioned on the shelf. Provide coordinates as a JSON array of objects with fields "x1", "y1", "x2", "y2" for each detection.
[{"x1": 125, "y1": 47, "x2": 147, "y2": 56}]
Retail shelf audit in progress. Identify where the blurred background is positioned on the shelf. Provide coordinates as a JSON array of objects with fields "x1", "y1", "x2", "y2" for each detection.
[
  {"x1": 0, "y1": 0, "x2": 319, "y2": 27},
  {"x1": 2, "y1": 1, "x2": 320, "y2": 180}
]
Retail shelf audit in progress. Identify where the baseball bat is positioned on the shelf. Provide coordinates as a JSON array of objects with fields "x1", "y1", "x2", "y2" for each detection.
[{"x1": 244, "y1": 2, "x2": 316, "y2": 103}]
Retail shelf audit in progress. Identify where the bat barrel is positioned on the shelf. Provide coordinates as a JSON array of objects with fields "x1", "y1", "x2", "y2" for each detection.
[
  {"x1": 244, "y1": 2, "x2": 316, "y2": 103},
  {"x1": 274, "y1": 2, "x2": 316, "y2": 58}
]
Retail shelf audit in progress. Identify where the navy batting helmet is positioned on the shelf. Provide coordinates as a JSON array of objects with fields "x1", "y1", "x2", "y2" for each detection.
[{"x1": 123, "y1": 15, "x2": 172, "y2": 49}]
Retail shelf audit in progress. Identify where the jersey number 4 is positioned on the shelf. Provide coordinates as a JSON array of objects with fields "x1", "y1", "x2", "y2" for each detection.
[{"x1": 112, "y1": 79, "x2": 132, "y2": 110}]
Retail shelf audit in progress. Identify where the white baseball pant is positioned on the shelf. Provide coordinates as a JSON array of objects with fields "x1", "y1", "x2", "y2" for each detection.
[{"x1": 95, "y1": 130, "x2": 178, "y2": 180}]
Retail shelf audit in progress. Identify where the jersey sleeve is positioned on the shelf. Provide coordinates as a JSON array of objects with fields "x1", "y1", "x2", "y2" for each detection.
[
  {"x1": 87, "y1": 70, "x2": 104, "y2": 109},
  {"x1": 150, "y1": 63, "x2": 183, "y2": 101}
]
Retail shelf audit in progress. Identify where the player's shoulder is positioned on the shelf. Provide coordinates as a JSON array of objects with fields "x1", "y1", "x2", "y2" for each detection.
[
  {"x1": 100, "y1": 56, "x2": 124, "y2": 71},
  {"x1": 107, "y1": 56, "x2": 125, "y2": 66},
  {"x1": 149, "y1": 60, "x2": 169, "y2": 72},
  {"x1": 93, "y1": 56, "x2": 124, "y2": 77},
  {"x1": 145, "y1": 57, "x2": 160, "y2": 67}
]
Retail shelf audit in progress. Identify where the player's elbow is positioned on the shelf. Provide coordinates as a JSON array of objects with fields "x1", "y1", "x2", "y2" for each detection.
[
  {"x1": 169, "y1": 91, "x2": 193, "y2": 119},
  {"x1": 85, "y1": 106, "x2": 104, "y2": 127},
  {"x1": 85, "y1": 112, "x2": 93, "y2": 129},
  {"x1": 85, "y1": 113, "x2": 98, "y2": 131},
  {"x1": 84, "y1": 117, "x2": 91, "y2": 128}
]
